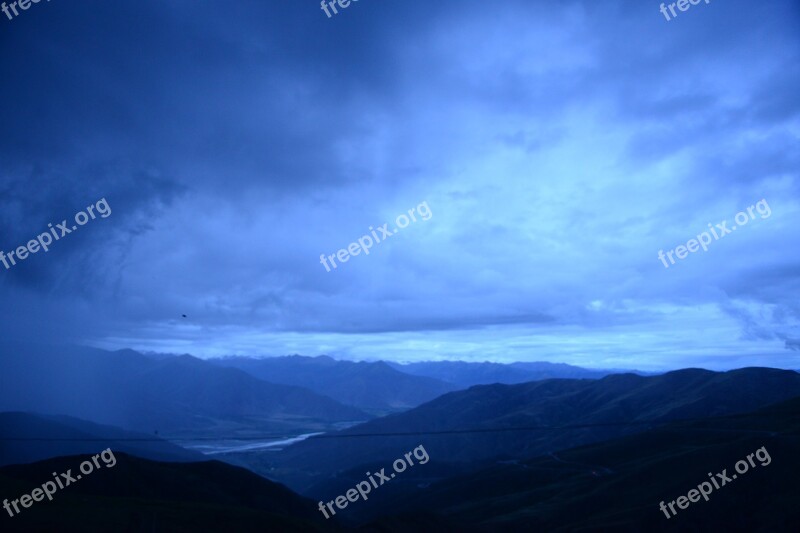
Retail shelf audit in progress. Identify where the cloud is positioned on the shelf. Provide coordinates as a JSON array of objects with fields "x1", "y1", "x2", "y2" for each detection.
[{"x1": 1, "y1": 0, "x2": 799, "y2": 369}]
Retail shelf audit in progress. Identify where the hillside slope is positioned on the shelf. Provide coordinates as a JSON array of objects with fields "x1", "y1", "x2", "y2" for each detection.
[
  {"x1": 368, "y1": 396, "x2": 800, "y2": 531},
  {"x1": 0, "y1": 343, "x2": 368, "y2": 436},
  {"x1": 0, "y1": 412, "x2": 204, "y2": 466},
  {"x1": 0, "y1": 452, "x2": 337, "y2": 532},
  {"x1": 267, "y1": 368, "x2": 800, "y2": 494}
]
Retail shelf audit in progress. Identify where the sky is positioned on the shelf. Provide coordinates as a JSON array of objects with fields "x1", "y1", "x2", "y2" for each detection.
[{"x1": 0, "y1": 0, "x2": 798, "y2": 371}]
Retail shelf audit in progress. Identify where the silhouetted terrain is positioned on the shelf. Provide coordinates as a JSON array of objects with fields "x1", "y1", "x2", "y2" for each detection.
[
  {"x1": 0, "y1": 453, "x2": 336, "y2": 532},
  {"x1": 0, "y1": 412, "x2": 205, "y2": 466},
  {"x1": 265, "y1": 368, "x2": 800, "y2": 494},
  {"x1": 211, "y1": 355, "x2": 457, "y2": 413},
  {"x1": 2, "y1": 352, "x2": 800, "y2": 531},
  {"x1": 0, "y1": 343, "x2": 368, "y2": 437},
  {"x1": 364, "y1": 396, "x2": 800, "y2": 531}
]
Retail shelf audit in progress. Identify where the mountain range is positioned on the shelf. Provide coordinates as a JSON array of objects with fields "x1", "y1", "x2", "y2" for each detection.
[
  {"x1": 263, "y1": 368, "x2": 800, "y2": 495},
  {"x1": 0, "y1": 343, "x2": 367, "y2": 437},
  {"x1": 2, "y1": 344, "x2": 799, "y2": 531},
  {"x1": 209, "y1": 355, "x2": 633, "y2": 412},
  {"x1": 210, "y1": 355, "x2": 457, "y2": 413},
  {"x1": 3, "y1": 391, "x2": 798, "y2": 531},
  {"x1": 387, "y1": 360, "x2": 618, "y2": 387}
]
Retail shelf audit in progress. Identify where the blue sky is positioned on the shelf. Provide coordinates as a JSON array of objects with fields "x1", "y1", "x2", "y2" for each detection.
[{"x1": 1, "y1": 0, "x2": 798, "y2": 370}]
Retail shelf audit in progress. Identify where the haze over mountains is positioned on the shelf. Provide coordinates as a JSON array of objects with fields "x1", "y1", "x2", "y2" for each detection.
[
  {"x1": 0, "y1": 343, "x2": 368, "y2": 437},
  {"x1": 2, "y1": 342, "x2": 800, "y2": 530},
  {"x1": 0, "y1": 343, "x2": 635, "y2": 438},
  {"x1": 210, "y1": 355, "x2": 457, "y2": 413},
  {"x1": 387, "y1": 360, "x2": 620, "y2": 388},
  {"x1": 210, "y1": 355, "x2": 634, "y2": 411}
]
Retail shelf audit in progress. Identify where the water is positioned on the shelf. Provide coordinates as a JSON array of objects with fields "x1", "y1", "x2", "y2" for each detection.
[{"x1": 184, "y1": 432, "x2": 325, "y2": 455}]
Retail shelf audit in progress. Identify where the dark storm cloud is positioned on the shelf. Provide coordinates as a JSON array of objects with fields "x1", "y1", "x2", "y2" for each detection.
[{"x1": 1, "y1": 0, "x2": 798, "y2": 368}]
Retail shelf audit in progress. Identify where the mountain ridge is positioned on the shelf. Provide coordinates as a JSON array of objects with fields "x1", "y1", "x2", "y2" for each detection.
[
  {"x1": 0, "y1": 411, "x2": 204, "y2": 466},
  {"x1": 263, "y1": 367, "x2": 800, "y2": 495},
  {"x1": 209, "y1": 355, "x2": 458, "y2": 412},
  {"x1": 0, "y1": 343, "x2": 368, "y2": 436}
]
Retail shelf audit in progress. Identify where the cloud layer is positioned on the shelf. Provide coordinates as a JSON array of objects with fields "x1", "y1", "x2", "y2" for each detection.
[{"x1": 1, "y1": 0, "x2": 798, "y2": 370}]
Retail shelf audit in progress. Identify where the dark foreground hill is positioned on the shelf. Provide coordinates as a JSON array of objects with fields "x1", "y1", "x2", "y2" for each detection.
[
  {"x1": 0, "y1": 453, "x2": 337, "y2": 532},
  {"x1": 211, "y1": 355, "x2": 457, "y2": 413},
  {"x1": 364, "y1": 396, "x2": 800, "y2": 531},
  {"x1": 0, "y1": 343, "x2": 368, "y2": 436},
  {"x1": 266, "y1": 368, "x2": 800, "y2": 494},
  {"x1": 0, "y1": 412, "x2": 205, "y2": 467}
]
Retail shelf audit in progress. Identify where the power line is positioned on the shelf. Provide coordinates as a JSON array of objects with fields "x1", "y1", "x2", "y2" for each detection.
[{"x1": 1, "y1": 410, "x2": 793, "y2": 442}]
